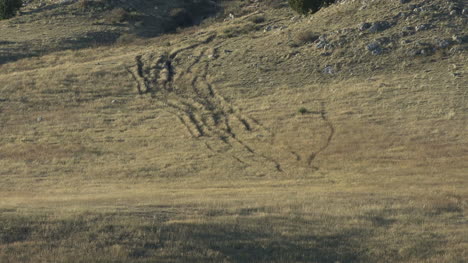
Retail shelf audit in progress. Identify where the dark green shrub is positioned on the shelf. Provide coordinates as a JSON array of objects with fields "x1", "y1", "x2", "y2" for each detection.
[
  {"x1": 249, "y1": 15, "x2": 265, "y2": 24},
  {"x1": 298, "y1": 107, "x2": 308, "y2": 114},
  {"x1": 262, "y1": 0, "x2": 287, "y2": 9},
  {"x1": 169, "y1": 8, "x2": 194, "y2": 28},
  {"x1": 288, "y1": 0, "x2": 335, "y2": 15},
  {"x1": 0, "y1": 0, "x2": 22, "y2": 20},
  {"x1": 77, "y1": 0, "x2": 112, "y2": 12}
]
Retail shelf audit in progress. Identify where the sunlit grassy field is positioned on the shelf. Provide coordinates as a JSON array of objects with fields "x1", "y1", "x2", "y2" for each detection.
[
  {"x1": 1, "y1": 176, "x2": 467, "y2": 262},
  {"x1": 1, "y1": 0, "x2": 467, "y2": 262}
]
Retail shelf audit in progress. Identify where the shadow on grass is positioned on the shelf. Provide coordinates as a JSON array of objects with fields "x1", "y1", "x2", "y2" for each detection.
[
  {"x1": 60, "y1": 31, "x2": 121, "y2": 50},
  {"x1": 160, "y1": 222, "x2": 367, "y2": 263},
  {"x1": 0, "y1": 31, "x2": 121, "y2": 65},
  {"x1": 0, "y1": 206, "x2": 450, "y2": 262},
  {"x1": 0, "y1": 0, "x2": 223, "y2": 65},
  {"x1": 20, "y1": 2, "x2": 74, "y2": 16},
  {"x1": 0, "y1": 213, "x2": 368, "y2": 262}
]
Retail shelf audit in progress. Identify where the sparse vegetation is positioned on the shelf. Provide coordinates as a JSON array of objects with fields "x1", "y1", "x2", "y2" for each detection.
[
  {"x1": 0, "y1": 0, "x2": 22, "y2": 20},
  {"x1": 0, "y1": 0, "x2": 467, "y2": 262},
  {"x1": 115, "y1": 32, "x2": 141, "y2": 45},
  {"x1": 221, "y1": 23, "x2": 259, "y2": 38}
]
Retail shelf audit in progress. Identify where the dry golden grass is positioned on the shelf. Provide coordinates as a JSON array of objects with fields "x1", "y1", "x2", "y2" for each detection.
[{"x1": 0, "y1": 0, "x2": 467, "y2": 262}]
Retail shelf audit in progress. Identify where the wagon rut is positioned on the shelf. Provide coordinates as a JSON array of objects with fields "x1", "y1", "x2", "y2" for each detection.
[{"x1": 125, "y1": 34, "x2": 334, "y2": 172}]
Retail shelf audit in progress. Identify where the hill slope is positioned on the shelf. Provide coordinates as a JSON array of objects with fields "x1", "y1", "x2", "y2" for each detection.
[{"x1": 0, "y1": 0, "x2": 467, "y2": 262}]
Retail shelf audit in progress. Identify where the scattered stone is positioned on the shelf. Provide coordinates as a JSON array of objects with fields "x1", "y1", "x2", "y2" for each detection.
[
  {"x1": 223, "y1": 49, "x2": 233, "y2": 54},
  {"x1": 285, "y1": 51, "x2": 299, "y2": 59},
  {"x1": 400, "y1": 0, "x2": 411, "y2": 4},
  {"x1": 415, "y1": 24, "x2": 432, "y2": 32},
  {"x1": 372, "y1": 48, "x2": 383, "y2": 55},
  {"x1": 338, "y1": 28, "x2": 354, "y2": 34},
  {"x1": 408, "y1": 41, "x2": 436, "y2": 56},
  {"x1": 368, "y1": 21, "x2": 392, "y2": 33},
  {"x1": 448, "y1": 4, "x2": 461, "y2": 13},
  {"x1": 366, "y1": 42, "x2": 380, "y2": 51},
  {"x1": 446, "y1": 110, "x2": 456, "y2": 120},
  {"x1": 315, "y1": 35, "x2": 332, "y2": 50},
  {"x1": 420, "y1": 47, "x2": 435, "y2": 56},
  {"x1": 111, "y1": 99, "x2": 117, "y2": 104},
  {"x1": 375, "y1": 37, "x2": 391, "y2": 44},
  {"x1": 316, "y1": 41, "x2": 331, "y2": 49},
  {"x1": 393, "y1": 12, "x2": 406, "y2": 19},
  {"x1": 415, "y1": 41, "x2": 427, "y2": 46},
  {"x1": 407, "y1": 48, "x2": 421, "y2": 56},
  {"x1": 323, "y1": 66, "x2": 335, "y2": 74},
  {"x1": 366, "y1": 38, "x2": 389, "y2": 55},
  {"x1": 400, "y1": 27, "x2": 415, "y2": 37},
  {"x1": 401, "y1": 39, "x2": 411, "y2": 45},
  {"x1": 452, "y1": 35, "x2": 468, "y2": 44},
  {"x1": 450, "y1": 46, "x2": 466, "y2": 54},
  {"x1": 224, "y1": 13, "x2": 235, "y2": 21},
  {"x1": 358, "y1": 4, "x2": 368, "y2": 11},
  {"x1": 358, "y1": 22, "x2": 371, "y2": 31},
  {"x1": 320, "y1": 52, "x2": 332, "y2": 56},
  {"x1": 264, "y1": 25, "x2": 286, "y2": 32},
  {"x1": 334, "y1": 38, "x2": 348, "y2": 47},
  {"x1": 434, "y1": 39, "x2": 451, "y2": 49},
  {"x1": 37, "y1": 116, "x2": 43, "y2": 122}
]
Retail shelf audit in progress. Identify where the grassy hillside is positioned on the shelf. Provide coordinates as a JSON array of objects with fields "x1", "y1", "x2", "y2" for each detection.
[{"x1": 0, "y1": 0, "x2": 467, "y2": 262}]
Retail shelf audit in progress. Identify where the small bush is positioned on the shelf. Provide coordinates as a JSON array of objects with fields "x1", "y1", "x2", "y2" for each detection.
[
  {"x1": 294, "y1": 30, "x2": 319, "y2": 45},
  {"x1": 169, "y1": 8, "x2": 194, "y2": 28},
  {"x1": 288, "y1": 0, "x2": 335, "y2": 15},
  {"x1": 77, "y1": 0, "x2": 90, "y2": 10},
  {"x1": 115, "y1": 33, "x2": 144, "y2": 46},
  {"x1": 261, "y1": 0, "x2": 287, "y2": 9},
  {"x1": 249, "y1": 15, "x2": 265, "y2": 24},
  {"x1": 0, "y1": 0, "x2": 22, "y2": 20},
  {"x1": 104, "y1": 7, "x2": 128, "y2": 24},
  {"x1": 298, "y1": 107, "x2": 308, "y2": 114},
  {"x1": 77, "y1": 0, "x2": 110, "y2": 12}
]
